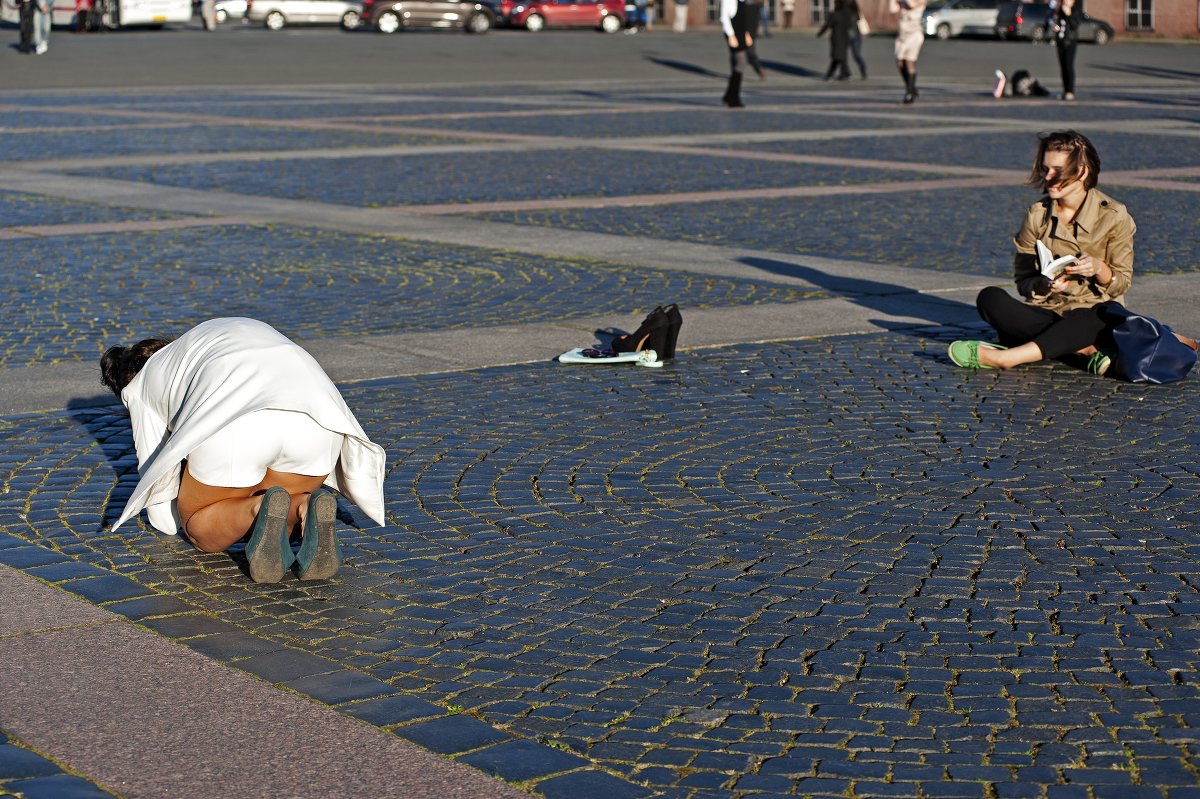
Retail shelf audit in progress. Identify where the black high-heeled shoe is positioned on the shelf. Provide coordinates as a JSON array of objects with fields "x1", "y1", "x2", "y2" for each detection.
[
  {"x1": 612, "y1": 307, "x2": 669, "y2": 356},
  {"x1": 662, "y1": 304, "x2": 682, "y2": 360}
]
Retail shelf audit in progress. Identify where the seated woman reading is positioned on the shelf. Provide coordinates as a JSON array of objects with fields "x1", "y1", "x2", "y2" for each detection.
[
  {"x1": 950, "y1": 130, "x2": 1131, "y2": 375},
  {"x1": 103, "y1": 317, "x2": 386, "y2": 583}
]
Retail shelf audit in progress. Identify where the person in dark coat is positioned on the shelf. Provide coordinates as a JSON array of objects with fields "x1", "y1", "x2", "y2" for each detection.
[
  {"x1": 817, "y1": 0, "x2": 855, "y2": 81},
  {"x1": 1051, "y1": 0, "x2": 1080, "y2": 100},
  {"x1": 17, "y1": 0, "x2": 36, "y2": 53}
]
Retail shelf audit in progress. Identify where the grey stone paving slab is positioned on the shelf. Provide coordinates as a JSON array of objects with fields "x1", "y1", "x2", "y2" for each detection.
[{"x1": 0, "y1": 566, "x2": 528, "y2": 799}]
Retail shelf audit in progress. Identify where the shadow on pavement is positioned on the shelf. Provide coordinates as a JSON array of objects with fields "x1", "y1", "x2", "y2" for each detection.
[
  {"x1": 66, "y1": 397, "x2": 139, "y2": 528},
  {"x1": 1096, "y1": 63, "x2": 1200, "y2": 82},
  {"x1": 740, "y1": 255, "x2": 985, "y2": 333},
  {"x1": 759, "y1": 59, "x2": 820, "y2": 78},
  {"x1": 644, "y1": 56, "x2": 723, "y2": 79}
]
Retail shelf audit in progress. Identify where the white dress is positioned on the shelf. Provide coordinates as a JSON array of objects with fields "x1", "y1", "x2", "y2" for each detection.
[
  {"x1": 894, "y1": 3, "x2": 924, "y2": 61},
  {"x1": 113, "y1": 317, "x2": 387, "y2": 536}
]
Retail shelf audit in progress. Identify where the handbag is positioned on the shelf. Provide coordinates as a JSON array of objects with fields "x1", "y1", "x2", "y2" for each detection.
[
  {"x1": 1098, "y1": 303, "x2": 1197, "y2": 384},
  {"x1": 856, "y1": 15, "x2": 869, "y2": 35}
]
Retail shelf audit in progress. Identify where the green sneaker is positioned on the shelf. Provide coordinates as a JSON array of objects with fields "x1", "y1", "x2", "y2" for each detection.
[
  {"x1": 1086, "y1": 351, "x2": 1111, "y2": 376},
  {"x1": 948, "y1": 340, "x2": 1006, "y2": 369}
]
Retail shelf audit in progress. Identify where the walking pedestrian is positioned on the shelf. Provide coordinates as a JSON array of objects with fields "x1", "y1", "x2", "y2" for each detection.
[
  {"x1": 719, "y1": 0, "x2": 754, "y2": 106},
  {"x1": 31, "y1": 0, "x2": 51, "y2": 54},
  {"x1": 758, "y1": 0, "x2": 770, "y2": 36},
  {"x1": 103, "y1": 317, "x2": 387, "y2": 583},
  {"x1": 1050, "y1": 0, "x2": 1079, "y2": 100},
  {"x1": 200, "y1": 0, "x2": 217, "y2": 29},
  {"x1": 779, "y1": 0, "x2": 792, "y2": 28},
  {"x1": 890, "y1": 0, "x2": 925, "y2": 103},
  {"x1": 817, "y1": 0, "x2": 855, "y2": 81},
  {"x1": 744, "y1": 0, "x2": 766, "y2": 79},
  {"x1": 672, "y1": 0, "x2": 687, "y2": 31},
  {"x1": 848, "y1": 0, "x2": 868, "y2": 78},
  {"x1": 17, "y1": 0, "x2": 36, "y2": 53}
]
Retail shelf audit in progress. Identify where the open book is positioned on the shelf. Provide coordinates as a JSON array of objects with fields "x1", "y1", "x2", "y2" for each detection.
[{"x1": 1037, "y1": 240, "x2": 1078, "y2": 281}]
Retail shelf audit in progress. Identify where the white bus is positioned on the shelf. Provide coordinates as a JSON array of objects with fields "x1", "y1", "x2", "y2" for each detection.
[{"x1": 1, "y1": 0, "x2": 192, "y2": 28}]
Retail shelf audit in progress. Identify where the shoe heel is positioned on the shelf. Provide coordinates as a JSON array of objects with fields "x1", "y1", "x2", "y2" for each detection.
[
  {"x1": 246, "y1": 487, "x2": 292, "y2": 584},
  {"x1": 662, "y1": 304, "x2": 682, "y2": 359},
  {"x1": 296, "y1": 489, "x2": 340, "y2": 580},
  {"x1": 612, "y1": 307, "x2": 667, "y2": 354}
]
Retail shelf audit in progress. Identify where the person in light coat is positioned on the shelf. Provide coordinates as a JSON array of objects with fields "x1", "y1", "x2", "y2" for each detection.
[
  {"x1": 889, "y1": 0, "x2": 925, "y2": 103},
  {"x1": 103, "y1": 317, "x2": 386, "y2": 583}
]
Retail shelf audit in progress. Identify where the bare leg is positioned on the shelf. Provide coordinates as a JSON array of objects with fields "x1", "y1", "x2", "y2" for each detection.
[
  {"x1": 977, "y1": 341, "x2": 1044, "y2": 370},
  {"x1": 179, "y1": 465, "x2": 328, "y2": 553}
]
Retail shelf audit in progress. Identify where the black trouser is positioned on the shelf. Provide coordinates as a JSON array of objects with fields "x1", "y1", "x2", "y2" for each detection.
[
  {"x1": 1056, "y1": 39, "x2": 1077, "y2": 94},
  {"x1": 977, "y1": 286, "x2": 1108, "y2": 360},
  {"x1": 723, "y1": 3, "x2": 750, "y2": 104},
  {"x1": 18, "y1": 1, "x2": 35, "y2": 52}
]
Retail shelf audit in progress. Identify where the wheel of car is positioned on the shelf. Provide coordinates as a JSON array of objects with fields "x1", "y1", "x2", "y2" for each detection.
[
  {"x1": 264, "y1": 9, "x2": 285, "y2": 28},
  {"x1": 465, "y1": 10, "x2": 491, "y2": 32},
  {"x1": 340, "y1": 8, "x2": 359, "y2": 28},
  {"x1": 524, "y1": 12, "x2": 544, "y2": 30},
  {"x1": 376, "y1": 10, "x2": 401, "y2": 31},
  {"x1": 1093, "y1": 27, "x2": 1109, "y2": 44},
  {"x1": 600, "y1": 12, "x2": 620, "y2": 32},
  {"x1": 935, "y1": 22, "x2": 950, "y2": 39},
  {"x1": 215, "y1": 6, "x2": 227, "y2": 22}
]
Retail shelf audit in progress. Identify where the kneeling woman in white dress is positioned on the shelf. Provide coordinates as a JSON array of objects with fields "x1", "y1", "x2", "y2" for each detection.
[{"x1": 103, "y1": 317, "x2": 386, "y2": 583}]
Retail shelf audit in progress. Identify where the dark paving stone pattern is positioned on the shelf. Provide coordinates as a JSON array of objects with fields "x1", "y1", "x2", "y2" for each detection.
[
  {"x1": 391, "y1": 109, "x2": 947, "y2": 138},
  {"x1": 481, "y1": 185, "x2": 1200, "y2": 276},
  {"x1": 76, "y1": 152, "x2": 951, "y2": 208},
  {"x1": 5, "y1": 335, "x2": 1200, "y2": 799},
  {"x1": 729, "y1": 130, "x2": 1200, "y2": 172},
  {"x1": 0, "y1": 110, "x2": 172, "y2": 129},
  {"x1": 58, "y1": 98, "x2": 566, "y2": 119},
  {"x1": 908, "y1": 98, "x2": 1200, "y2": 123},
  {"x1": 0, "y1": 190, "x2": 190, "y2": 228},
  {"x1": 0, "y1": 224, "x2": 823, "y2": 368},
  {"x1": 3, "y1": 126, "x2": 460, "y2": 161},
  {"x1": 0, "y1": 730, "x2": 117, "y2": 798}
]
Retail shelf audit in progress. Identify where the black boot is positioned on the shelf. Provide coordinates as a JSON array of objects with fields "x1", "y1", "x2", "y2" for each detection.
[
  {"x1": 903, "y1": 70, "x2": 918, "y2": 104},
  {"x1": 723, "y1": 71, "x2": 744, "y2": 108}
]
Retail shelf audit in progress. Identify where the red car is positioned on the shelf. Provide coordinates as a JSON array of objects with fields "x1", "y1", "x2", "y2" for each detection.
[{"x1": 505, "y1": 0, "x2": 624, "y2": 31}]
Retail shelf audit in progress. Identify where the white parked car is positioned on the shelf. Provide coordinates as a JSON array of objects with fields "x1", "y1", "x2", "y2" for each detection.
[
  {"x1": 246, "y1": 0, "x2": 361, "y2": 28},
  {"x1": 922, "y1": 0, "x2": 999, "y2": 39},
  {"x1": 211, "y1": 0, "x2": 248, "y2": 22}
]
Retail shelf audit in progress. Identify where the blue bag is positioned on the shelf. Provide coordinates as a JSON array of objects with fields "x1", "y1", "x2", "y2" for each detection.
[{"x1": 1099, "y1": 303, "x2": 1197, "y2": 384}]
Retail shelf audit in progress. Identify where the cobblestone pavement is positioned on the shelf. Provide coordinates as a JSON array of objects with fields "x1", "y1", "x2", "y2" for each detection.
[{"x1": 2, "y1": 59, "x2": 1199, "y2": 799}]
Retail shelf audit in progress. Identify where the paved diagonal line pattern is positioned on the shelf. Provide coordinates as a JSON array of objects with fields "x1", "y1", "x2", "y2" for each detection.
[{"x1": 1, "y1": 63, "x2": 1199, "y2": 799}]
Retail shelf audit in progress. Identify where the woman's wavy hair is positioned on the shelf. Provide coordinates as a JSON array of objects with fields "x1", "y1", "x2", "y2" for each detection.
[
  {"x1": 100, "y1": 337, "x2": 172, "y2": 398},
  {"x1": 1028, "y1": 129, "x2": 1100, "y2": 192}
]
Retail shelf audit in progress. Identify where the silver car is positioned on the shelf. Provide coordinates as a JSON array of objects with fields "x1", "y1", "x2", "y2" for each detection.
[
  {"x1": 246, "y1": 0, "x2": 361, "y2": 28},
  {"x1": 922, "y1": 0, "x2": 999, "y2": 39}
]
